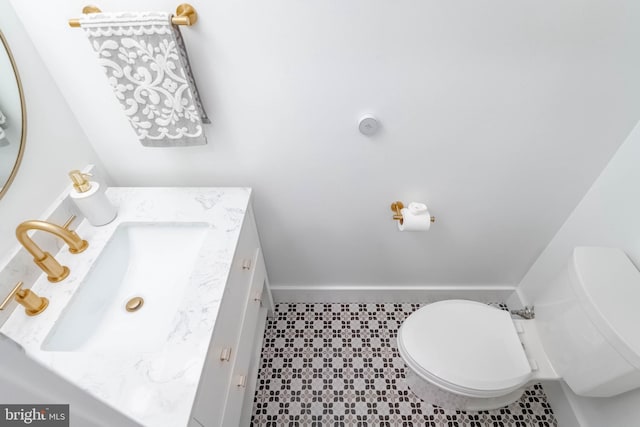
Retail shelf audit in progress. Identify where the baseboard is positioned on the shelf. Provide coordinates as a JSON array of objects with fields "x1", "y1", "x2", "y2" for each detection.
[{"x1": 269, "y1": 284, "x2": 517, "y2": 304}]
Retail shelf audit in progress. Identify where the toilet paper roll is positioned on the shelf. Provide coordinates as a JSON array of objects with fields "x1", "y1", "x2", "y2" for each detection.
[
  {"x1": 398, "y1": 207, "x2": 431, "y2": 231},
  {"x1": 408, "y1": 202, "x2": 428, "y2": 215}
]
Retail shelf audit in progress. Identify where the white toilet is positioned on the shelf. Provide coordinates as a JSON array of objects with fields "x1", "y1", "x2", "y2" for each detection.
[{"x1": 397, "y1": 247, "x2": 640, "y2": 411}]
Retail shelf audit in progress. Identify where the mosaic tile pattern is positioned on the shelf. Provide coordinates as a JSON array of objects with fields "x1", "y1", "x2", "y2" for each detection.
[{"x1": 251, "y1": 303, "x2": 557, "y2": 426}]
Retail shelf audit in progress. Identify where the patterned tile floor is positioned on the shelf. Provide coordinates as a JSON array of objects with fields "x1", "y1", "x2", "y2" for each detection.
[{"x1": 251, "y1": 303, "x2": 557, "y2": 426}]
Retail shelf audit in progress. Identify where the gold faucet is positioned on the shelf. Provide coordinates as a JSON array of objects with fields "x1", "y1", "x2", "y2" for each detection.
[
  {"x1": 15, "y1": 215, "x2": 88, "y2": 283},
  {"x1": 0, "y1": 281, "x2": 48, "y2": 316}
]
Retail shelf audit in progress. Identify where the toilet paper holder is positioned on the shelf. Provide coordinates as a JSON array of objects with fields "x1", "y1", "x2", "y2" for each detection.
[{"x1": 391, "y1": 201, "x2": 436, "y2": 225}]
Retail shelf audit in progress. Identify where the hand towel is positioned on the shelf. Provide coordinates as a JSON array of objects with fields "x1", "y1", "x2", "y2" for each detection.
[{"x1": 79, "y1": 11, "x2": 210, "y2": 147}]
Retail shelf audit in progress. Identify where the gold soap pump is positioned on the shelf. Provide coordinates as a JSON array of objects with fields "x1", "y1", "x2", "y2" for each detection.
[
  {"x1": 68, "y1": 170, "x2": 117, "y2": 226},
  {"x1": 70, "y1": 170, "x2": 92, "y2": 193}
]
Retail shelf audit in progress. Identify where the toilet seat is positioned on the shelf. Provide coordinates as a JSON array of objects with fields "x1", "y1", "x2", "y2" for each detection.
[{"x1": 398, "y1": 300, "x2": 532, "y2": 398}]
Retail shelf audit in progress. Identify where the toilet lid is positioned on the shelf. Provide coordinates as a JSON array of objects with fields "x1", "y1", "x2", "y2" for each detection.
[{"x1": 400, "y1": 300, "x2": 532, "y2": 393}]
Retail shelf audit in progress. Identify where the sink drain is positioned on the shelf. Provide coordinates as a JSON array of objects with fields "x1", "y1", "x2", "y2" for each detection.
[{"x1": 126, "y1": 297, "x2": 144, "y2": 312}]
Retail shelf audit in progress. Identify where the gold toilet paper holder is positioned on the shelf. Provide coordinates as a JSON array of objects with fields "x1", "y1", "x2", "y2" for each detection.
[{"x1": 391, "y1": 201, "x2": 436, "y2": 225}]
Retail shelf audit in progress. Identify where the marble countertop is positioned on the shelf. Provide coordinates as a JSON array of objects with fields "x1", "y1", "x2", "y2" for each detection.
[{"x1": 1, "y1": 187, "x2": 252, "y2": 427}]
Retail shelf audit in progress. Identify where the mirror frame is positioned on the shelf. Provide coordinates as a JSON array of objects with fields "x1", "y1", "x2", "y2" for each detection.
[{"x1": 0, "y1": 30, "x2": 26, "y2": 201}]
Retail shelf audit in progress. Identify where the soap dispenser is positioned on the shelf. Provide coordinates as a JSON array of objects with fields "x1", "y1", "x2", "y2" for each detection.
[{"x1": 68, "y1": 170, "x2": 117, "y2": 226}]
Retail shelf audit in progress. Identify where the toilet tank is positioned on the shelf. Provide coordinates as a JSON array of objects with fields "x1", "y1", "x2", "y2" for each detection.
[{"x1": 535, "y1": 247, "x2": 640, "y2": 397}]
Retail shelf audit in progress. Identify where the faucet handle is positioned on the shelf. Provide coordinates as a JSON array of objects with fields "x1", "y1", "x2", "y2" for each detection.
[
  {"x1": 0, "y1": 281, "x2": 24, "y2": 310},
  {"x1": 0, "y1": 281, "x2": 49, "y2": 316},
  {"x1": 62, "y1": 215, "x2": 89, "y2": 254},
  {"x1": 63, "y1": 215, "x2": 77, "y2": 230}
]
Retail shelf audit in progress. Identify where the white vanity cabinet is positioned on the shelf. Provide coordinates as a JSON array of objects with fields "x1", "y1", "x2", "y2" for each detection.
[
  {"x1": 189, "y1": 207, "x2": 274, "y2": 427},
  {"x1": 1, "y1": 188, "x2": 270, "y2": 427}
]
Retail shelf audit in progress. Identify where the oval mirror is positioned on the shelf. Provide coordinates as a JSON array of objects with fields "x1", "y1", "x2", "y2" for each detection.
[{"x1": 0, "y1": 30, "x2": 26, "y2": 200}]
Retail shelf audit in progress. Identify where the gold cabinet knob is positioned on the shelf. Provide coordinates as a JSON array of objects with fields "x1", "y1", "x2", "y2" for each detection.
[
  {"x1": 241, "y1": 259, "x2": 252, "y2": 271},
  {"x1": 253, "y1": 291, "x2": 262, "y2": 304},
  {"x1": 237, "y1": 375, "x2": 247, "y2": 388},
  {"x1": 220, "y1": 347, "x2": 232, "y2": 362}
]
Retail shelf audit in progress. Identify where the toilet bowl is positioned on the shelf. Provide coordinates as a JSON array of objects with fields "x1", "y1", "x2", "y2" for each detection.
[
  {"x1": 397, "y1": 299, "x2": 553, "y2": 410},
  {"x1": 397, "y1": 247, "x2": 640, "y2": 411}
]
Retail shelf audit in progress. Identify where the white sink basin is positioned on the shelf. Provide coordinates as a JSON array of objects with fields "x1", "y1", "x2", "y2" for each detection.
[{"x1": 42, "y1": 222, "x2": 208, "y2": 352}]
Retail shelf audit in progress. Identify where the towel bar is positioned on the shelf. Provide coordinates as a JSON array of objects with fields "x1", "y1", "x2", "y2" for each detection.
[{"x1": 68, "y1": 3, "x2": 198, "y2": 28}]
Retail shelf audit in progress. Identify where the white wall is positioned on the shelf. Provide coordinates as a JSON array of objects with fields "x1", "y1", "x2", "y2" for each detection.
[
  {"x1": 11, "y1": 0, "x2": 640, "y2": 290},
  {"x1": 518, "y1": 120, "x2": 640, "y2": 426}
]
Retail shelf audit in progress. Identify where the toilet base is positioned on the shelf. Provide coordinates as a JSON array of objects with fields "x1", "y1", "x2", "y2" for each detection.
[{"x1": 404, "y1": 369, "x2": 525, "y2": 411}]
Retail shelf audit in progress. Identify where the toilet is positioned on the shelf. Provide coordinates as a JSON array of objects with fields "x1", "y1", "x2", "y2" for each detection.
[{"x1": 397, "y1": 247, "x2": 640, "y2": 411}]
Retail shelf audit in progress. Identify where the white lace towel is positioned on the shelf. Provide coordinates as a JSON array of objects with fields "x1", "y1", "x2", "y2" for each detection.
[{"x1": 80, "y1": 11, "x2": 209, "y2": 147}]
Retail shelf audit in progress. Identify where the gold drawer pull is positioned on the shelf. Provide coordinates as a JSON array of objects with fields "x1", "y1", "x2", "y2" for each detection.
[
  {"x1": 237, "y1": 375, "x2": 247, "y2": 388},
  {"x1": 220, "y1": 347, "x2": 232, "y2": 362},
  {"x1": 241, "y1": 258, "x2": 252, "y2": 270}
]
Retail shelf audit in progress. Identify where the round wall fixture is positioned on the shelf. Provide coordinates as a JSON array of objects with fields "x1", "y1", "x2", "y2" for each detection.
[{"x1": 358, "y1": 115, "x2": 380, "y2": 136}]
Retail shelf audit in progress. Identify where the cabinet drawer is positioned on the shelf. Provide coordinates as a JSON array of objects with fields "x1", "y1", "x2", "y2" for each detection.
[
  {"x1": 221, "y1": 248, "x2": 267, "y2": 426},
  {"x1": 189, "y1": 211, "x2": 260, "y2": 426}
]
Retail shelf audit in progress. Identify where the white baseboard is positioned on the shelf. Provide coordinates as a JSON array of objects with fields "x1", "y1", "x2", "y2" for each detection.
[{"x1": 269, "y1": 284, "x2": 517, "y2": 304}]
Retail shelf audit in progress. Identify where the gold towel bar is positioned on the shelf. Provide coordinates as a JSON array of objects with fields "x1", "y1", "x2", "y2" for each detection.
[{"x1": 68, "y1": 3, "x2": 198, "y2": 28}]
